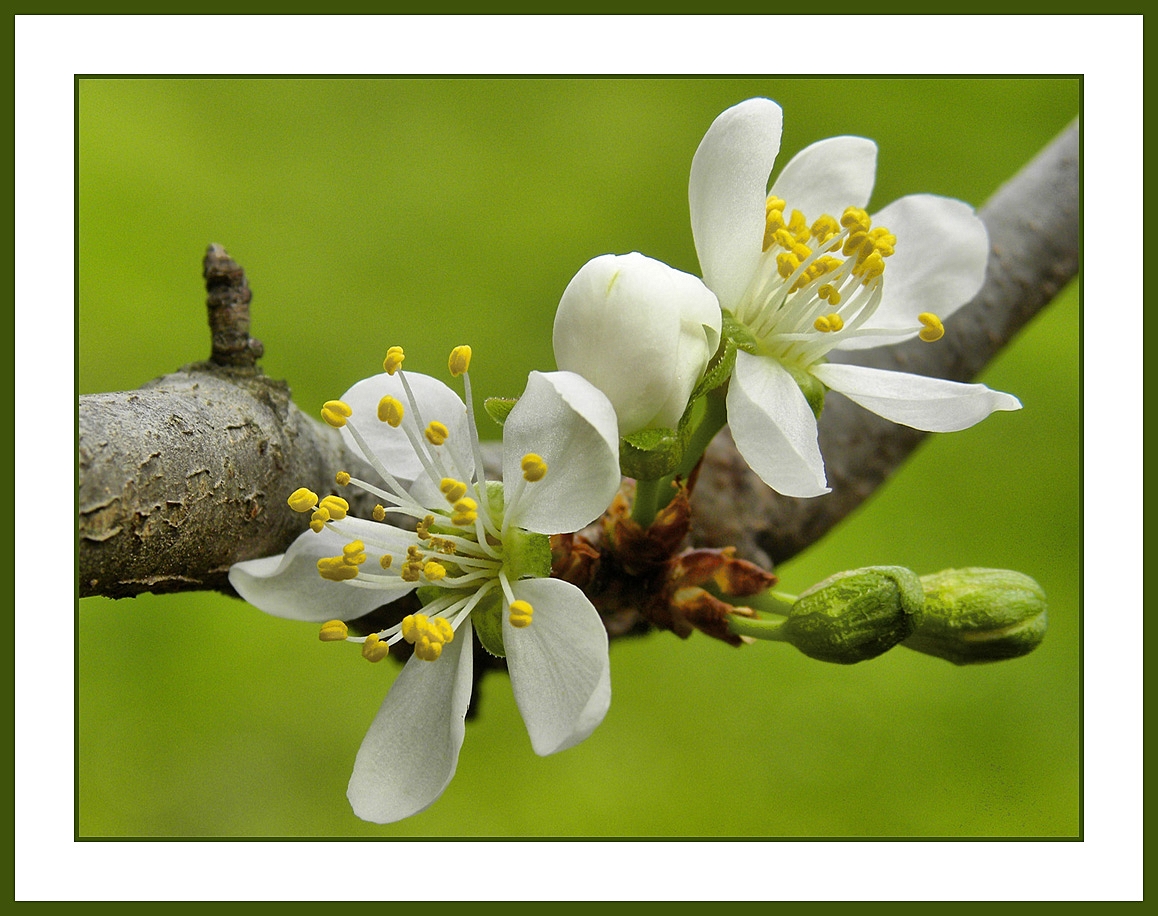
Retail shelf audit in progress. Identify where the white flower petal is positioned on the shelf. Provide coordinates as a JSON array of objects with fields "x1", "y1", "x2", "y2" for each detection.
[
  {"x1": 502, "y1": 371, "x2": 621, "y2": 535},
  {"x1": 689, "y1": 97, "x2": 783, "y2": 313},
  {"x1": 338, "y1": 371, "x2": 475, "y2": 487},
  {"x1": 726, "y1": 351, "x2": 829, "y2": 498},
  {"x1": 553, "y1": 252, "x2": 683, "y2": 434},
  {"x1": 835, "y1": 194, "x2": 989, "y2": 351},
  {"x1": 346, "y1": 618, "x2": 474, "y2": 824},
  {"x1": 504, "y1": 578, "x2": 610, "y2": 756},
  {"x1": 813, "y1": 362, "x2": 1022, "y2": 432},
  {"x1": 769, "y1": 135, "x2": 877, "y2": 218},
  {"x1": 228, "y1": 518, "x2": 417, "y2": 622}
]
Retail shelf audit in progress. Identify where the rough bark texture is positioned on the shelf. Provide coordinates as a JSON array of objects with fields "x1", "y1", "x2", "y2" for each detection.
[{"x1": 77, "y1": 120, "x2": 1079, "y2": 600}]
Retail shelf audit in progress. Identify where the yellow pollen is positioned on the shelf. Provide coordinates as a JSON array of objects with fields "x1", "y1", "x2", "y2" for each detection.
[
  {"x1": 361, "y1": 633, "x2": 390, "y2": 663},
  {"x1": 402, "y1": 614, "x2": 455, "y2": 662},
  {"x1": 318, "y1": 556, "x2": 359, "y2": 581},
  {"x1": 869, "y1": 226, "x2": 897, "y2": 257},
  {"x1": 425, "y1": 420, "x2": 450, "y2": 446},
  {"x1": 423, "y1": 561, "x2": 447, "y2": 581},
  {"x1": 788, "y1": 209, "x2": 809, "y2": 242},
  {"x1": 335, "y1": 471, "x2": 351, "y2": 487},
  {"x1": 763, "y1": 205, "x2": 786, "y2": 252},
  {"x1": 380, "y1": 554, "x2": 393, "y2": 569},
  {"x1": 378, "y1": 395, "x2": 405, "y2": 427},
  {"x1": 416, "y1": 514, "x2": 436, "y2": 539},
  {"x1": 918, "y1": 312, "x2": 945, "y2": 342},
  {"x1": 440, "y1": 478, "x2": 468, "y2": 502},
  {"x1": 521, "y1": 453, "x2": 548, "y2": 482},
  {"x1": 372, "y1": 504, "x2": 387, "y2": 522},
  {"x1": 814, "y1": 313, "x2": 844, "y2": 333},
  {"x1": 776, "y1": 251, "x2": 801, "y2": 280},
  {"x1": 811, "y1": 214, "x2": 840, "y2": 243},
  {"x1": 309, "y1": 508, "x2": 330, "y2": 533},
  {"x1": 856, "y1": 250, "x2": 886, "y2": 282},
  {"x1": 818, "y1": 284, "x2": 841, "y2": 305},
  {"x1": 321, "y1": 400, "x2": 352, "y2": 428},
  {"x1": 448, "y1": 345, "x2": 472, "y2": 377},
  {"x1": 509, "y1": 599, "x2": 534, "y2": 629},
  {"x1": 319, "y1": 495, "x2": 349, "y2": 520},
  {"x1": 318, "y1": 619, "x2": 349, "y2": 642},
  {"x1": 765, "y1": 195, "x2": 786, "y2": 213},
  {"x1": 287, "y1": 487, "x2": 318, "y2": 513},
  {"x1": 841, "y1": 206, "x2": 871, "y2": 233},
  {"x1": 342, "y1": 540, "x2": 367, "y2": 565},
  {"x1": 383, "y1": 346, "x2": 405, "y2": 375}
]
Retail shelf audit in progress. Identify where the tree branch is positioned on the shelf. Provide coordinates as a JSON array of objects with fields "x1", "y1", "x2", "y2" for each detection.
[{"x1": 78, "y1": 120, "x2": 1078, "y2": 600}]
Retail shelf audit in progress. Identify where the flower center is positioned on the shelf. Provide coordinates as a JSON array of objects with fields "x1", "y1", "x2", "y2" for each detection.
[
  {"x1": 730, "y1": 198, "x2": 940, "y2": 371},
  {"x1": 294, "y1": 345, "x2": 551, "y2": 663}
]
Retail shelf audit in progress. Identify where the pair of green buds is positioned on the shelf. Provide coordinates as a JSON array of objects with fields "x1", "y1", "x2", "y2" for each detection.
[{"x1": 731, "y1": 567, "x2": 1047, "y2": 665}]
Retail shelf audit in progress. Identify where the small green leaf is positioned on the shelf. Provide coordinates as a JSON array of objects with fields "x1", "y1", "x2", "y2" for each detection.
[
  {"x1": 484, "y1": 396, "x2": 518, "y2": 426},
  {"x1": 470, "y1": 589, "x2": 506, "y2": 657},
  {"x1": 620, "y1": 425, "x2": 686, "y2": 479}
]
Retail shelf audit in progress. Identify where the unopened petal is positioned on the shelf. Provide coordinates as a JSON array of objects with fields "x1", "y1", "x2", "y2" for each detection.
[
  {"x1": 835, "y1": 195, "x2": 989, "y2": 351},
  {"x1": 813, "y1": 362, "x2": 1021, "y2": 432},
  {"x1": 502, "y1": 371, "x2": 621, "y2": 534},
  {"x1": 504, "y1": 578, "x2": 610, "y2": 756},
  {"x1": 726, "y1": 351, "x2": 829, "y2": 498},
  {"x1": 769, "y1": 135, "x2": 877, "y2": 219},
  {"x1": 690, "y1": 97, "x2": 783, "y2": 313},
  {"x1": 228, "y1": 518, "x2": 417, "y2": 622},
  {"x1": 346, "y1": 618, "x2": 474, "y2": 824}
]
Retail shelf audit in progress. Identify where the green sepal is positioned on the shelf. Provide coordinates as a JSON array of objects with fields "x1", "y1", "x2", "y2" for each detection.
[
  {"x1": 785, "y1": 361, "x2": 827, "y2": 420},
  {"x1": 689, "y1": 336, "x2": 737, "y2": 403},
  {"x1": 470, "y1": 588, "x2": 506, "y2": 658},
  {"x1": 620, "y1": 424, "x2": 686, "y2": 480},
  {"x1": 483, "y1": 396, "x2": 518, "y2": 427},
  {"x1": 503, "y1": 528, "x2": 552, "y2": 581},
  {"x1": 782, "y1": 566, "x2": 924, "y2": 664},
  {"x1": 721, "y1": 311, "x2": 760, "y2": 354}
]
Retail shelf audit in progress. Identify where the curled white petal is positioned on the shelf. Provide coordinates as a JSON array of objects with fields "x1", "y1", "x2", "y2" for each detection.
[
  {"x1": 769, "y1": 135, "x2": 877, "y2": 219},
  {"x1": 502, "y1": 370, "x2": 621, "y2": 535},
  {"x1": 228, "y1": 518, "x2": 417, "y2": 622},
  {"x1": 690, "y1": 97, "x2": 783, "y2": 313},
  {"x1": 346, "y1": 618, "x2": 474, "y2": 824},
  {"x1": 554, "y1": 252, "x2": 715, "y2": 434},
  {"x1": 338, "y1": 370, "x2": 475, "y2": 489},
  {"x1": 835, "y1": 195, "x2": 989, "y2": 351},
  {"x1": 504, "y1": 578, "x2": 611, "y2": 756},
  {"x1": 813, "y1": 362, "x2": 1022, "y2": 432},
  {"x1": 725, "y1": 351, "x2": 829, "y2": 498}
]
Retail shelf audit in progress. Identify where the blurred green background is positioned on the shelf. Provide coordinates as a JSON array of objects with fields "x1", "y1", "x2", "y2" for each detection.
[{"x1": 78, "y1": 78, "x2": 1079, "y2": 837}]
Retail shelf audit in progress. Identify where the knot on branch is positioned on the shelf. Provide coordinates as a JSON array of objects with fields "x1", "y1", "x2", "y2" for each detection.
[{"x1": 204, "y1": 243, "x2": 264, "y2": 368}]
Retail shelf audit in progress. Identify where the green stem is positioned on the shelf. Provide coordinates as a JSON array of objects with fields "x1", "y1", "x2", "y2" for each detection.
[
  {"x1": 631, "y1": 476, "x2": 661, "y2": 528},
  {"x1": 674, "y1": 389, "x2": 729, "y2": 480},
  {"x1": 727, "y1": 611, "x2": 791, "y2": 642}
]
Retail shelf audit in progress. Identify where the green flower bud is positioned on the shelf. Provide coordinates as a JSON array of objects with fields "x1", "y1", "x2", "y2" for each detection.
[
  {"x1": 903, "y1": 568, "x2": 1047, "y2": 665},
  {"x1": 781, "y1": 566, "x2": 924, "y2": 664}
]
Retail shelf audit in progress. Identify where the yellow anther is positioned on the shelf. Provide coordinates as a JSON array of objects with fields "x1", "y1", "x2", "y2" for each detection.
[
  {"x1": 811, "y1": 214, "x2": 840, "y2": 244},
  {"x1": 321, "y1": 400, "x2": 352, "y2": 428},
  {"x1": 776, "y1": 251, "x2": 801, "y2": 280},
  {"x1": 773, "y1": 227, "x2": 797, "y2": 251},
  {"x1": 521, "y1": 453, "x2": 548, "y2": 482},
  {"x1": 287, "y1": 487, "x2": 319, "y2": 513},
  {"x1": 765, "y1": 195, "x2": 786, "y2": 213},
  {"x1": 407, "y1": 544, "x2": 425, "y2": 558},
  {"x1": 918, "y1": 312, "x2": 945, "y2": 342},
  {"x1": 423, "y1": 561, "x2": 447, "y2": 581},
  {"x1": 401, "y1": 562, "x2": 421, "y2": 582},
  {"x1": 416, "y1": 514, "x2": 435, "y2": 540},
  {"x1": 309, "y1": 508, "x2": 330, "y2": 533},
  {"x1": 319, "y1": 495, "x2": 349, "y2": 520},
  {"x1": 869, "y1": 226, "x2": 897, "y2": 257},
  {"x1": 414, "y1": 638, "x2": 443, "y2": 662},
  {"x1": 856, "y1": 250, "x2": 886, "y2": 282},
  {"x1": 401, "y1": 614, "x2": 423, "y2": 642},
  {"x1": 372, "y1": 504, "x2": 387, "y2": 522},
  {"x1": 318, "y1": 556, "x2": 359, "y2": 581},
  {"x1": 434, "y1": 617, "x2": 454, "y2": 642},
  {"x1": 842, "y1": 230, "x2": 870, "y2": 259},
  {"x1": 448, "y1": 345, "x2": 472, "y2": 377},
  {"x1": 451, "y1": 510, "x2": 478, "y2": 527},
  {"x1": 318, "y1": 619, "x2": 349, "y2": 642},
  {"x1": 813, "y1": 313, "x2": 844, "y2": 333},
  {"x1": 428, "y1": 537, "x2": 456, "y2": 555},
  {"x1": 361, "y1": 633, "x2": 390, "y2": 663},
  {"x1": 763, "y1": 205, "x2": 786, "y2": 252},
  {"x1": 440, "y1": 478, "x2": 468, "y2": 502},
  {"x1": 335, "y1": 471, "x2": 351, "y2": 487},
  {"x1": 817, "y1": 284, "x2": 842, "y2": 305},
  {"x1": 383, "y1": 346, "x2": 405, "y2": 375},
  {"x1": 378, "y1": 395, "x2": 405, "y2": 427},
  {"x1": 509, "y1": 599, "x2": 534, "y2": 629},
  {"x1": 788, "y1": 209, "x2": 809, "y2": 242},
  {"x1": 342, "y1": 540, "x2": 367, "y2": 566},
  {"x1": 453, "y1": 497, "x2": 477, "y2": 513},
  {"x1": 402, "y1": 613, "x2": 455, "y2": 662},
  {"x1": 425, "y1": 420, "x2": 450, "y2": 446},
  {"x1": 841, "y1": 206, "x2": 871, "y2": 232},
  {"x1": 379, "y1": 554, "x2": 393, "y2": 569}
]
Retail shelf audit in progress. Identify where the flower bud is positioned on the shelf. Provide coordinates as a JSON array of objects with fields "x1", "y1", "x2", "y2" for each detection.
[
  {"x1": 781, "y1": 566, "x2": 924, "y2": 664},
  {"x1": 553, "y1": 252, "x2": 721, "y2": 436},
  {"x1": 902, "y1": 568, "x2": 1047, "y2": 665}
]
